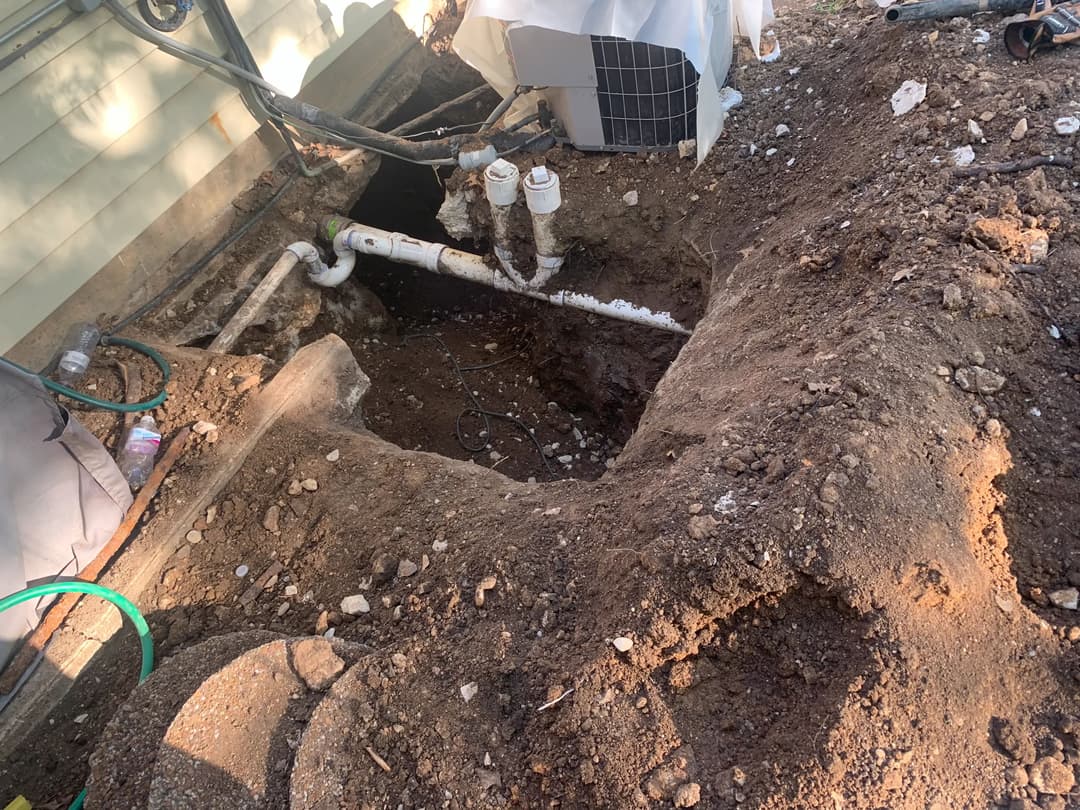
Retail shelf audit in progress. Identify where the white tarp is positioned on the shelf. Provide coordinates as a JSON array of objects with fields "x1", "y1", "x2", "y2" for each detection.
[{"x1": 453, "y1": 0, "x2": 774, "y2": 163}]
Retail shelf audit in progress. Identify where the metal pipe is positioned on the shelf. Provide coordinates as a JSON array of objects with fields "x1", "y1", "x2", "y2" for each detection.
[
  {"x1": 207, "y1": 249, "x2": 300, "y2": 353},
  {"x1": 0, "y1": 0, "x2": 67, "y2": 50},
  {"x1": 885, "y1": 0, "x2": 1033, "y2": 21}
]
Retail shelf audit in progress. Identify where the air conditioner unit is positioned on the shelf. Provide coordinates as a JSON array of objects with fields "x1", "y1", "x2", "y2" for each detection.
[{"x1": 505, "y1": 25, "x2": 699, "y2": 152}]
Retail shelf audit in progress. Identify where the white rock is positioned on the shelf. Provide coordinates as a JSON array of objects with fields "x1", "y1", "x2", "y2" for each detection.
[
  {"x1": 622, "y1": 190, "x2": 639, "y2": 207},
  {"x1": 1050, "y1": 588, "x2": 1079, "y2": 610},
  {"x1": 235, "y1": 564, "x2": 249, "y2": 578},
  {"x1": 192, "y1": 420, "x2": 218, "y2": 436},
  {"x1": 460, "y1": 681, "x2": 479, "y2": 702},
  {"x1": 972, "y1": 28, "x2": 990, "y2": 44},
  {"x1": 891, "y1": 80, "x2": 927, "y2": 116},
  {"x1": 765, "y1": 147, "x2": 778, "y2": 157},
  {"x1": 968, "y1": 119, "x2": 984, "y2": 140},
  {"x1": 775, "y1": 123, "x2": 791, "y2": 137},
  {"x1": 677, "y1": 139, "x2": 697, "y2": 159},
  {"x1": 1011, "y1": 117, "x2": 1028, "y2": 141},
  {"x1": 73, "y1": 713, "x2": 88, "y2": 725},
  {"x1": 301, "y1": 478, "x2": 318, "y2": 492},
  {"x1": 951, "y1": 145, "x2": 975, "y2": 168},
  {"x1": 325, "y1": 449, "x2": 340, "y2": 462},
  {"x1": 185, "y1": 530, "x2": 203, "y2": 544},
  {"x1": 717, "y1": 86, "x2": 743, "y2": 112},
  {"x1": 557, "y1": 454, "x2": 574, "y2": 464},
  {"x1": 284, "y1": 584, "x2": 299, "y2": 597},
  {"x1": 1054, "y1": 116, "x2": 1080, "y2": 135},
  {"x1": 611, "y1": 636, "x2": 634, "y2": 653},
  {"x1": 341, "y1": 594, "x2": 370, "y2": 615}
]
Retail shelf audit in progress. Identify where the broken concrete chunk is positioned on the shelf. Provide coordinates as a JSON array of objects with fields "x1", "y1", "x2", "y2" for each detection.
[
  {"x1": 292, "y1": 638, "x2": 345, "y2": 691},
  {"x1": 950, "y1": 146, "x2": 974, "y2": 168},
  {"x1": 341, "y1": 594, "x2": 370, "y2": 615},
  {"x1": 460, "y1": 681, "x2": 479, "y2": 702}
]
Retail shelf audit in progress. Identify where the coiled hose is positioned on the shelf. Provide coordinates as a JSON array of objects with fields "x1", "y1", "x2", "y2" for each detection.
[
  {"x1": 0, "y1": 336, "x2": 170, "y2": 413},
  {"x1": 0, "y1": 583, "x2": 155, "y2": 810}
]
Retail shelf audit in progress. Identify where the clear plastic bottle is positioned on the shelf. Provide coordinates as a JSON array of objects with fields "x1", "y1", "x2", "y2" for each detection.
[
  {"x1": 118, "y1": 415, "x2": 161, "y2": 488},
  {"x1": 56, "y1": 322, "x2": 101, "y2": 386}
]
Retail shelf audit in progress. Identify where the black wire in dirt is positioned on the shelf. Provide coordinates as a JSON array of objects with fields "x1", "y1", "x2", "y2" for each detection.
[
  {"x1": 106, "y1": 173, "x2": 296, "y2": 336},
  {"x1": 402, "y1": 334, "x2": 556, "y2": 479}
]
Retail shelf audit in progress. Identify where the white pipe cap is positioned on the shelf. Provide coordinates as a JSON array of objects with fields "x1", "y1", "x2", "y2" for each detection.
[
  {"x1": 523, "y1": 165, "x2": 561, "y2": 215},
  {"x1": 484, "y1": 158, "x2": 520, "y2": 207}
]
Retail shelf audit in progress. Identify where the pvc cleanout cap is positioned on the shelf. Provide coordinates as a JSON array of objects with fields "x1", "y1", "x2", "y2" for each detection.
[
  {"x1": 484, "y1": 158, "x2": 520, "y2": 207},
  {"x1": 523, "y1": 165, "x2": 561, "y2": 215}
]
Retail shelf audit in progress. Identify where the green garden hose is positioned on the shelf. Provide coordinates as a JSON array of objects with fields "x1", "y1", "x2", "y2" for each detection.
[
  {"x1": 0, "y1": 582, "x2": 156, "y2": 810},
  {"x1": 0, "y1": 336, "x2": 170, "y2": 413}
]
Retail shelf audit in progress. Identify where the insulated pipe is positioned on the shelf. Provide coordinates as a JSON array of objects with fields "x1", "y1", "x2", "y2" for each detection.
[
  {"x1": 523, "y1": 166, "x2": 564, "y2": 289},
  {"x1": 332, "y1": 224, "x2": 690, "y2": 335}
]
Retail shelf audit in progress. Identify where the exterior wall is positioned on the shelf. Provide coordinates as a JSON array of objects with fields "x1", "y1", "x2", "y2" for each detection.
[{"x1": 0, "y1": 0, "x2": 434, "y2": 353}]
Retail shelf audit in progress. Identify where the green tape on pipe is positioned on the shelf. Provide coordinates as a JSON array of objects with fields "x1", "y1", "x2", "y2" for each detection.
[{"x1": 0, "y1": 582, "x2": 156, "y2": 810}]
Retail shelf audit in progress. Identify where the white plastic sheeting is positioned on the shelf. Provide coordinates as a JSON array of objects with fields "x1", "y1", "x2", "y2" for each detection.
[{"x1": 453, "y1": 0, "x2": 774, "y2": 164}]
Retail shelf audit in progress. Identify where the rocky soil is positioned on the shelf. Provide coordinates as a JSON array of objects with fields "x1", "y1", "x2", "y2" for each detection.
[{"x1": 6, "y1": 0, "x2": 1080, "y2": 807}]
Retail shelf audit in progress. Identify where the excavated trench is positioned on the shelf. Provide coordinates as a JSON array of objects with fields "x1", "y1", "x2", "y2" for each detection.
[{"x1": 289, "y1": 155, "x2": 694, "y2": 483}]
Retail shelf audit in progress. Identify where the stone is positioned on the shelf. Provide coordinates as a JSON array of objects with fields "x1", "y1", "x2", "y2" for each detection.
[
  {"x1": 612, "y1": 636, "x2": 634, "y2": 652},
  {"x1": 460, "y1": 681, "x2": 478, "y2": 702},
  {"x1": 1054, "y1": 116, "x2": 1080, "y2": 135},
  {"x1": 262, "y1": 505, "x2": 280, "y2": 534},
  {"x1": 397, "y1": 559, "x2": 419, "y2": 578},
  {"x1": 1011, "y1": 118, "x2": 1029, "y2": 141},
  {"x1": 192, "y1": 420, "x2": 217, "y2": 435},
  {"x1": 325, "y1": 449, "x2": 340, "y2": 462},
  {"x1": 1028, "y1": 757, "x2": 1075, "y2": 794},
  {"x1": 301, "y1": 478, "x2": 318, "y2": 492},
  {"x1": 315, "y1": 610, "x2": 330, "y2": 634},
  {"x1": 674, "y1": 783, "x2": 701, "y2": 807},
  {"x1": 292, "y1": 638, "x2": 345, "y2": 691},
  {"x1": 677, "y1": 139, "x2": 697, "y2": 159},
  {"x1": 687, "y1": 515, "x2": 718, "y2": 540},
  {"x1": 891, "y1": 80, "x2": 927, "y2": 116},
  {"x1": 284, "y1": 584, "x2": 299, "y2": 597},
  {"x1": 371, "y1": 552, "x2": 397, "y2": 586},
  {"x1": 1049, "y1": 588, "x2": 1079, "y2": 610},
  {"x1": 276, "y1": 602, "x2": 290, "y2": 617},
  {"x1": 943, "y1": 284, "x2": 964, "y2": 310},
  {"x1": 623, "y1": 190, "x2": 639, "y2": 206},
  {"x1": 968, "y1": 119, "x2": 985, "y2": 140},
  {"x1": 340, "y1": 594, "x2": 370, "y2": 615},
  {"x1": 775, "y1": 123, "x2": 791, "y2": 137},
  {"x1": 955, "y1": 366, "x2": 1006, "y2": 395},
  {"x1": 557, "y1": 454, "x2": 574, "y2": 465},
  {"x1": 985, "y1": 419, "x2": 1003, "y2": 438},
  {"x1": 287, "y1": 480, "x2": 303, "y2": 496},
  {"x1": 474, "y1": 575, "x2": 497, "y2": 607},
  {"x1": 185, "y1": 530, "x2": 203, "y2": 544},
  {"x1": 951, "y1": 145, "x2": 975, "y2": 168}
]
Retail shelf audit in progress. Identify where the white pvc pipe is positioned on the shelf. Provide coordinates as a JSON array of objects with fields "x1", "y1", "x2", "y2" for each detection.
[
  {"x1": 338, "y1": 224, "x2": 690, "y2": 335},
  {"x1": 208, "y1": 249, "x2": 300, "y2": 353}
]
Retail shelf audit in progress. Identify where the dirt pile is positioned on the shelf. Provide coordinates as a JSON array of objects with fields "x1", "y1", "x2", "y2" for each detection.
[{"x1": 6, "y1": 0, "x2": 1080, "y2": 807}]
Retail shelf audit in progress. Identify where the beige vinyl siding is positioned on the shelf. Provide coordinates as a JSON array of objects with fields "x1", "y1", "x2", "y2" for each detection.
[{"x1": 0, "y1": 0, "x2": 404, "y2": 352}]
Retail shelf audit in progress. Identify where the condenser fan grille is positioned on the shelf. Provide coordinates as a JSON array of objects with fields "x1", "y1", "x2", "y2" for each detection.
[{"x1": 590, "y1": 35, "x2": 699, "y2": 149}]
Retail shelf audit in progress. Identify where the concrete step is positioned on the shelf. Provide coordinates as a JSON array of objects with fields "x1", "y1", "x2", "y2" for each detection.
[
  {"x1": 146, "y1": 637, "x2": 368, "y2": 810},
  {"x1": 84, "y1": 630, "x2": 283, "y2": 810},
  {"x1": 290, "y1": 653, "x2": 422, "y2": 809}
]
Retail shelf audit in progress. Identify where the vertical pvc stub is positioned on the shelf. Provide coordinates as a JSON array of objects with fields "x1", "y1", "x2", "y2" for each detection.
[
  {"x1": 484, "y1": 159, "x2": 521, "y2": 207},
  {"x1": 523, "y1": 166, "x2": 561, "y2": 215}
]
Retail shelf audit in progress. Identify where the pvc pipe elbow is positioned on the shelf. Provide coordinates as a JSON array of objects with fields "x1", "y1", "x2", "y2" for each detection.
[{"x1": 290, "y1": 236, "x2": 357, "y2": 288}]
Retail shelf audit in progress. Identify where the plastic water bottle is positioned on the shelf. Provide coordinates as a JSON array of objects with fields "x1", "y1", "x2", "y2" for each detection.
[
  {"x1": 118, "y1": 415, "x2": 161, "y2": 488},
  {"x1": 57, "y1": 322, "x2": 101, "y2": 386}
]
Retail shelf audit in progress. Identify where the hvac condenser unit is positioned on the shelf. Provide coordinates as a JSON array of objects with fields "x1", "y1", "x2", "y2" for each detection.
[{"x1": 505, "y1": 26, "x2": 700, "y2": 151}]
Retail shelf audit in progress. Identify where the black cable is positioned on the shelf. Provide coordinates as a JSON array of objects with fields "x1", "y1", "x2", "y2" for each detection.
[
  {"x1": 459, "y1": 347, "x2": 527, "y2": 372},
  {"x1": 106, "y1": 173, "x2": 295, "y2": 335},
  {"x1": 403, "y1": 334, "x2": 556, "y2": 478}
]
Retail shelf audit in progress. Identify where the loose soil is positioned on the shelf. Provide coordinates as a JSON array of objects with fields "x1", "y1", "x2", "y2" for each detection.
[{"x1": 5, "y1": 0, "x2": 1080, "y2": 808}]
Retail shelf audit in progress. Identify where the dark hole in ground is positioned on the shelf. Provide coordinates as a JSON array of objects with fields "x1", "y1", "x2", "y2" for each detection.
[{"x1": 300, "y1": 155, "x2": 688, "y2": 483}]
